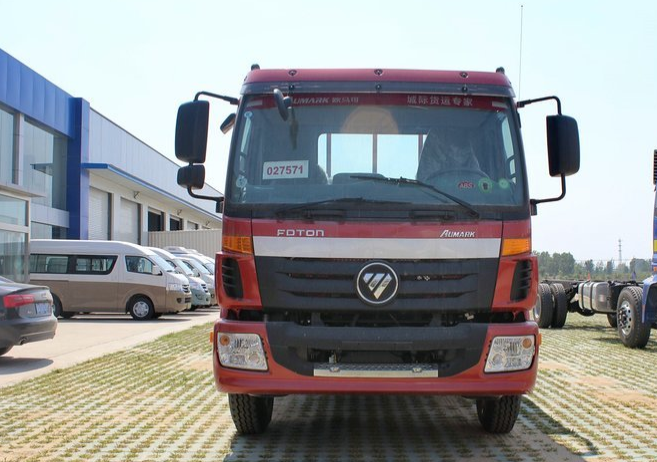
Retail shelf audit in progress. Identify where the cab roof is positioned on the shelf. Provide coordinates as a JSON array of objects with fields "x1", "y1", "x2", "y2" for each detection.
[{"x1": 242, "y1": 68, "x2": 515, "y2": 98}]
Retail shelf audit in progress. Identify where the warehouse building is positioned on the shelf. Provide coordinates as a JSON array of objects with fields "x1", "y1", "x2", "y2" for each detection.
[{"x1": 0, "y1": 48, "x2": 223, "y2": 282}]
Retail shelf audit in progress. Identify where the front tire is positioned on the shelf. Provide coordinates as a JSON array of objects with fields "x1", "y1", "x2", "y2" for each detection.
[
  {"x1": 128, "y1": 296, "x2": 155, "y2": 321},
  {"x1": 476, "y1": 395, "x2": 521, "y2": 434},
  {"x1": 228, "y1": 394, "x2": 274, "y2": 435},
  {"x1": 535, "y1": 283, "x2": 554, "y2": 328},
  {"x1": 617, "y1": 286, "x2": 651, "y2": 348}
]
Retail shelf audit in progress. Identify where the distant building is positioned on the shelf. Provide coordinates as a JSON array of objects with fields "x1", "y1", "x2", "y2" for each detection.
[{"x1": 0, "y1": 48, "x2": 222, "y2": 282}]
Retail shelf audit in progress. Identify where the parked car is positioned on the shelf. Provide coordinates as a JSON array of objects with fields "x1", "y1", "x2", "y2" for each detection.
[
  {"x1": 147, "y1": 247, "x2": 212, "y2": 310},
  {"x1": 0, "y1": 276, "x2": 57, "y2": 356}
]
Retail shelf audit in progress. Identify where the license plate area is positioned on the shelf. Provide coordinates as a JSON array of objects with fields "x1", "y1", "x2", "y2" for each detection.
[{"x1": 35, "y1": 302, "x2": 51, "y2": 316}]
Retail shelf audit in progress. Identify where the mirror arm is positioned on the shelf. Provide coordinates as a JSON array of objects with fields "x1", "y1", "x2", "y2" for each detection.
[
  {"x1": 530, "y1": 174, "x2": 566, "y2": 215},
  {"x1": 186, "y1": 186, "x2": 225, "y2": 213},
  {"x1": 194, "y1": 91, "x2": 239, "y2": 106},
  {"x1": 517, "y1": 96, "x2": 562, "y2": 115}
]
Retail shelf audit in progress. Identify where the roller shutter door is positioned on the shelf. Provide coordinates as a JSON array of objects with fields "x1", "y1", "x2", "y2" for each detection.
[
  {"x1": 118, "y1": 198, "x2": 140, "y2": 243},
  {"x1": 89, "y1": 187, "x2": 109, "y2": 240}
]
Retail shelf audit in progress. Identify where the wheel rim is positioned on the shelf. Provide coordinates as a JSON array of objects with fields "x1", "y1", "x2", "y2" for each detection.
[
  {"x1": 618, "y1": 300, "x2": 633, "y2": 336},
  {"x1": 133, "y1": 300, "x2": 150, "y2": 318}
]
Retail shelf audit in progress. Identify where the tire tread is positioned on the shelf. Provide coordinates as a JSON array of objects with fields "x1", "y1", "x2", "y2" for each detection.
[{"x1": 228, "y1": 394, "x2": 274, "y2": 435}]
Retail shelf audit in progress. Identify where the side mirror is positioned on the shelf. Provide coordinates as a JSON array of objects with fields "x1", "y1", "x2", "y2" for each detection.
[
  {"x1": 546, "y1": 115, "x2": 580, "y2": 177},
  {"x1": 220, "y1": 113, "x2": 236, "y2": 134},
  {"x1": 177, "y1": 164, "x2": 206, "y2": 189},
  {"x1": 152, "y1": 265, "x2": 163, "y2": 276},
  {"x1": 175, "y1": 101, "x2": 210, "y2": 163}
]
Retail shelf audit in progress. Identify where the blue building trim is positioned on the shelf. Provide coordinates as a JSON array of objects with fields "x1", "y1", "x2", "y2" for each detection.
[
  {"x1": 66, "y1": 98, "x2": 90, "y2": 239},
  {"x1": 0, "y1": 48, "x2": 74, "y2": 137},
  {"x1": 2, "y1": 47, "x2": 221, "y2": 240},
  {"x1": 81, "y1": 163, "x2": 222, "y2": 222}
]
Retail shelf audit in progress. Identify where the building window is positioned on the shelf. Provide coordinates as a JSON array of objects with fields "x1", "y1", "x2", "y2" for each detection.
[
  {"x1": 0, "y1": 105, "x2": 15, "y2": 184},
  {"x1": 148, "y1": 210, "x2": 163, "y2": 231},
  {"x1": 31, "y1": 222, "x2": 67, "y2": 239},
  {"x1": 0, "y1": 230, "x2": 26, "y2": 282},
  {"x1": 170, "y1": 216, "x2": 182, "y2": 231},
  {"x1": 0, "y1": 194, "x2": 27, "y2": 226},
  {"x1": 22, "y1": 119, "x2": 68, "y2": 210},
  {"x1": 187, "y1": 221, "x2": 199, "y2": 230}
]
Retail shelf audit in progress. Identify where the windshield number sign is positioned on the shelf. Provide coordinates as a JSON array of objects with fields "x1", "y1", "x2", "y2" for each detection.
[{"x1": 263, "y1": 161, "x2": 309, "y2": 180}]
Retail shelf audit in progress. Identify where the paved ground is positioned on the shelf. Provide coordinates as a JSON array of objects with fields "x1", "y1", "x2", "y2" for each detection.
[
  {"x1": 0, "y1": 307, "x2": 219, "y2": 387},
  {"x1": 0, "y1": 313, "x2": 655, "y2": 461}
]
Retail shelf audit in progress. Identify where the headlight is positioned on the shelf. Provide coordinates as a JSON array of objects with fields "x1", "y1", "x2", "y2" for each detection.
[
  {"x1": 217, "y1": 333, "x2": 268, "y2": 371},
  {"x1": 190, "y1": 281, "x2": 202, "y2": 290},
  {"x1": 484, "y1": 335, "x2": 535, "y2": 373},
  {"x1": 167, "y1": 283, "x2": 183, "y2": 292}
]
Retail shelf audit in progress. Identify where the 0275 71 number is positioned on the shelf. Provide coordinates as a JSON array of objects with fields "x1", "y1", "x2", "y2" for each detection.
[{"x1": 262, "y1": 160, "x2": 309, "y2": 180}]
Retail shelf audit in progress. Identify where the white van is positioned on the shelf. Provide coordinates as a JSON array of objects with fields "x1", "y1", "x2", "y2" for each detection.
[
  {"x1": 29, "y1": 240, "x2": 192, "y2": 320},
  {"x1": 147, "y1": 247, "x2": 211, "y2": 309},
  {"x1": 174, "y1": 256, "x2": 216, "y2": 306}
]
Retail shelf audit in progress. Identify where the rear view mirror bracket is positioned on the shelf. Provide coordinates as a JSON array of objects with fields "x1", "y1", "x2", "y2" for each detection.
[{"x1": 518, "y1": 96, "x2": 580, "y2": 215}]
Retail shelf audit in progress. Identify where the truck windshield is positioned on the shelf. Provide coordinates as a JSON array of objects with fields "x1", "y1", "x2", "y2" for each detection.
[{"x1": 227, "y1": 93, "x2": 526, "y2": 216}]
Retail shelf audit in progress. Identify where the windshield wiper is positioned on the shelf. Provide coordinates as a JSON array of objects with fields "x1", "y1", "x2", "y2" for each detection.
[
  {"x1": 273, "y1": 197, "x2": 410, "y2": 218},
  {"x1": 349, "y1": 175, "x2": 480, "y2": 218}
]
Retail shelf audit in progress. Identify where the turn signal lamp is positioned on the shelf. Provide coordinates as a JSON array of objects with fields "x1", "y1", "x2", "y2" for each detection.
[
  {"x1": 501, "y1": 238, "x2": 531, "y2": 256},
  {"x1": 222, "y1": 235, "x2": 253, "y2": 254}
]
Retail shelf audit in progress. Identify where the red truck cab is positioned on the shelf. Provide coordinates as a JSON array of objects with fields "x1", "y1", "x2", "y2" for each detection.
[{"x1": 174, "y1": 67, "x2": 580, "y2": 434}]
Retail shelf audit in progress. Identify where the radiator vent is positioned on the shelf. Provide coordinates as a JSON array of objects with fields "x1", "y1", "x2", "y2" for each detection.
[
  {"x1": 222, "y1": 258, "x2": 243, "y2": 299},
  {"x1": 510, "y1": 260, "x2": 532, "y2": 301}
]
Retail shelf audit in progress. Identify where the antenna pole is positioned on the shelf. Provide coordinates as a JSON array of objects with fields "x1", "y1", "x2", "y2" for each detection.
[{"x1": 518, "y1": 5, "x2": 524, "y2": 98}]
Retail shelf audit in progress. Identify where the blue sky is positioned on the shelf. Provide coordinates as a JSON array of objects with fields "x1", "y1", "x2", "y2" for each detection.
[{"x1": 1, "y1": 0, "x2": 656, "y2": 263}]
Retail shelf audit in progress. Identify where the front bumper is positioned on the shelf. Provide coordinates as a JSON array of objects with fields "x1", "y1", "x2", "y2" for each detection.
[
  {"x1": 165, "y1": 290, "x2": 192, "y2": 312},
  {"x1": 212, "y1": 320, "x2": 538, "y2": 396},
  {"x1": 191, "y1": 289, "x2": 212, "y2": 307}
]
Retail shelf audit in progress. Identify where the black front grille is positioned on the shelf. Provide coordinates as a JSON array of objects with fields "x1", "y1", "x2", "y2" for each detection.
[
  {"x1": 256, "y1": 257, "x2": 498, "y2": 312},
  {"x1": 221, "y1": 258, "x2": 243, "y2": 298}
]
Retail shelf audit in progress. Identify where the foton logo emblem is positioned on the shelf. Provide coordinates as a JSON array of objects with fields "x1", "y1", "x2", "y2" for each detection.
[
  {"x1": 276, "y1": 229, "x2": 325, "y2": 237},
  {"x1": 440, "y1": 230, "x2": 476, "y2": 238},
  {"x1": 356, "y1": 262, "x2": 399, "y2": 306}
]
